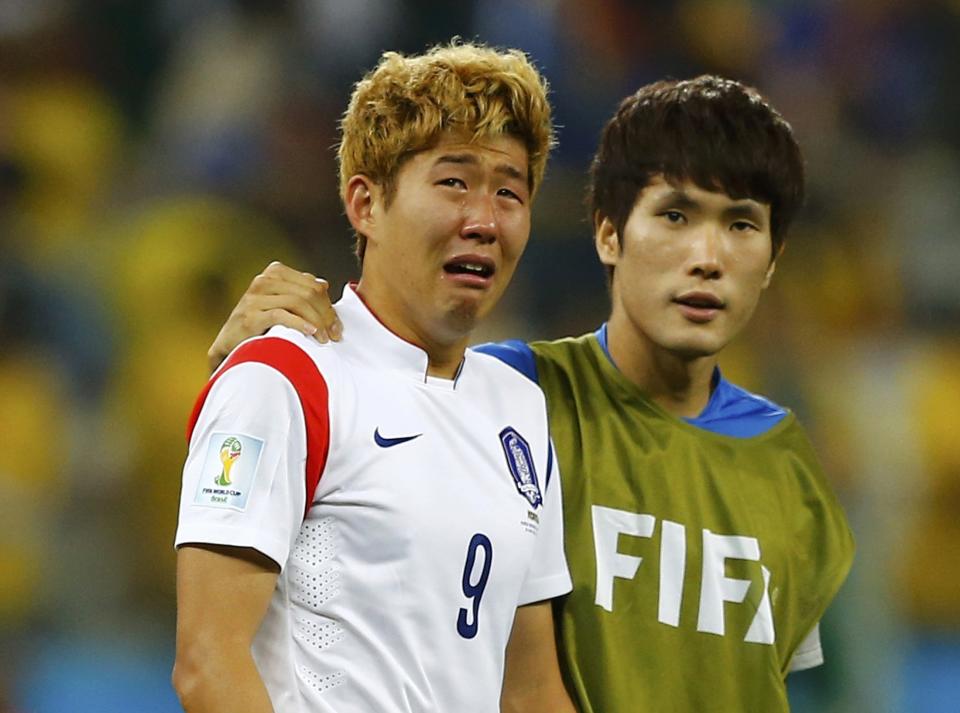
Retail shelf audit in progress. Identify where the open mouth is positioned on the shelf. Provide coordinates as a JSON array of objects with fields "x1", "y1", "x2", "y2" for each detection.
[
  {"x1": 673, "y1": 292, "x2": 725, "y2": 323},
  {"x1": 443, "y1": 256, "x2": 496, "y2": 280},
  {"x1": 673, "y1": 292, "x2": 724, "y2": 309}
]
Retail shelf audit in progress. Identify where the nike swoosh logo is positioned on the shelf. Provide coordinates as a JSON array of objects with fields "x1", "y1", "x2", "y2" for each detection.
[{"x1": 374, "y1": 428, "x2": 423, "y2": 448}]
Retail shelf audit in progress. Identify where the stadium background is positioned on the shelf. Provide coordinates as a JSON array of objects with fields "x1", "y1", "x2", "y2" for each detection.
[{"x1": 1, "y1": 1, "x2": 958, "y2": 710}]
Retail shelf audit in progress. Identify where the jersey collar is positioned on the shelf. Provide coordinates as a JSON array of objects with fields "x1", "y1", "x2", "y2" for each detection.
[
  {"x1": 594, "y1": 321, "x2": 722, "y2": 414},
  {"x1": 334, "y1": 284, "x2": 464, "y2": 389},
  {"x1": 593, "y1": 322, "x2": 785, "y2": 436}
]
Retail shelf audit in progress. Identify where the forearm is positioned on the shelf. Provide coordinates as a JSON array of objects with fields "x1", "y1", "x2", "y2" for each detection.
[
  {"x1": 501, "y1": 683, "x2": 577, "y2": 713},
  {"x1": 501, "y1": 601, "x2": 578, "y2": 713},
  {"x1": 174, "y1": 651, "x2": 274, "y2": 713},
  {"x1": 174, "y1": 545, "x2": 282, "y2": 713}
]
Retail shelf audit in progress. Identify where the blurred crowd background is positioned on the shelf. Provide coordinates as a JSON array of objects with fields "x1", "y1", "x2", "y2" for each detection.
[{"x1": 1, "y1": 0, "x2": 959, "y2": 711}]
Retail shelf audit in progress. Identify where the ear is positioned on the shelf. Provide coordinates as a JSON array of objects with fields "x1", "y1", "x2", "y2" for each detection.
[
  {"x1": 595, "y1": 213, "x2": 621, "y2": 267},
  {"x1": 762, "y1": 242, "x2": 784, "y2": 289},
  {"x1": 344, "y1": 175, "x2": 381, "y2": 242}
]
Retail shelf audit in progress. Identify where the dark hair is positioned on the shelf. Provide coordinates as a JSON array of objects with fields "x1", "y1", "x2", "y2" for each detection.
[{"x1": 588, "y1": 75, "x2": 805, "y2": 276}]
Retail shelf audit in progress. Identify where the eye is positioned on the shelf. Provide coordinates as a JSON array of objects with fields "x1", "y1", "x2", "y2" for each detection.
[
  {"x1": 497, "y1": 187, "x2": 524, "y2": 204},
  {"x1": 731, "y1": 220, "x2": 759, "y2": 233},
  {"x1": 437, "y1": 177, "x2": 467, "y2": 189},
  {"x1": 660, "y1": 210, "x2": 686, "y2": 224}
]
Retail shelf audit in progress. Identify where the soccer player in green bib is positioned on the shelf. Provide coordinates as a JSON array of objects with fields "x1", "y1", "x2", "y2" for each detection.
[{"x1": 208, "y1": 75, "x2": 854, "y2": 712}]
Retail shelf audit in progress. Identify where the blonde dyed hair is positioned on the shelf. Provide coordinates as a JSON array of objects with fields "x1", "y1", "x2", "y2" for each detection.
[{"x1": 338, "y1": 42, "x2": 554, "y2": 260}]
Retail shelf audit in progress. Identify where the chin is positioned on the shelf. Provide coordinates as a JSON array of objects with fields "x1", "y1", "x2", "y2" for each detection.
[
  {"x1": 662, "y1": 335, "x2": 725, "y2": 360},
  {"x1": 441, "y1": 298, "x2": 482, "y2": 336},
  {"x1": 657, "y1": 319, "x2": 734, "y2": 356}
]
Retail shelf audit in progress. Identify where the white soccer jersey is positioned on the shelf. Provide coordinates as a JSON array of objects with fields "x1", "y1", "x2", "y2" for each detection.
[{"x1": 175, "y1": 285, "x2": 571, "y2": 713}]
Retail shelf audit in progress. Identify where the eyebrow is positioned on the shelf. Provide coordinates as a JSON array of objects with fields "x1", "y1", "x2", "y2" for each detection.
[
  {"x1": 652, "y1": 189, "x2": 698, "y2": 212},
  {"x1": 724, "y1": 202, "x2": 767, "y2": 224},
  {"x1": 434, "y1": 153, "x2": 527, "y2": 183}
]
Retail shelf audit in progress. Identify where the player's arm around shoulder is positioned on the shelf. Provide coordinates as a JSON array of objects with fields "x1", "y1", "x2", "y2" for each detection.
[
  {"x1": 173, "y1": 544, "x2": 279, "y2": 712},
  {"x1": 207, "y1": 261, "x2": 343, "y2": 372},
  {"x1": 501, "y1": 600, "x2": 577, "y2": 712}
]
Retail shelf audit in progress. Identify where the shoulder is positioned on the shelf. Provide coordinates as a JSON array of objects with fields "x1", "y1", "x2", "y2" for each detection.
[
  {"x1": 528, "y1": 332, "x2": 597, "y2": 359},
  {"x1": 717, "y1": 378, "x2": 789, "y2": 417},
  {"x1": 528, "y1": 333, "x2": 602, "y2": 379},
  {"x1": 187, "y1": 327, "x2": 338, "y2": 440},
  {"x1": 466, "y1": 345, "x2": 548, "y2": 404},
  {"x1": 214, "y1": 326, "x2": 345, "y2": 386},
  {"x1": 470, "y1": 333, "x2": 599, "y2": 384},
  {"x1": 464, "y1": 347, "x2": 555, "y2": 446},
  {"x1": 233, "y1": 324, "x2": 333, "y2": 363},
  {"x1": 692, "y1": 375, "x2": 790, "y2": 438},
  {"x1": 470, "y1": 339, "x2": 539, "y2": 383}
]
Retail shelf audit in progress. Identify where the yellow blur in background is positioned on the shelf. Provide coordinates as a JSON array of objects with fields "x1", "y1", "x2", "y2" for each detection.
[{"x1": 1, "y1": 2, "x2": 958, "y2": 711}]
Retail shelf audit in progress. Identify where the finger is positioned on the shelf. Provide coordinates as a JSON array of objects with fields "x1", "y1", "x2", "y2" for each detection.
[
  {"x1": 249, "y1": 274, "x2": 328, "y2": 305},
  {"x1": 328, "y1": 312, "x2": 343, "y2": 341},
  {"x1": 262, "y1": 261, "x2": 327, "y2": 292},
  {"x1": 248, "y1": 270, "x2": 320, "y2": 301},
  {"x1": 244, "y1": 293, "x2": 330, "y2": 334},
  {"x1": 261, "y1": 308, "x2": 323, "y2": 342},
  {"x1": 262, "y1": 260, "x2": 309, "y2": 282},
  {"x1": 307, "y1": 287, "x2": 342, "y2": 340},
  {"x1": 248, "y1": 279, "x2": 340, "y2": 334},
  {"x1": 230, "y1": 298, "x2": 316, "y2": 339}
]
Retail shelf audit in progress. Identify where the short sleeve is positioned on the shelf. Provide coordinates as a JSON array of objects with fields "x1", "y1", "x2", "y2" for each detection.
[
  {"x1": 788, "y1": 622, "x2": 824, "y2": 672},
  {"x1": 175, "y1": 361, "x2": 310, "y2": 569},
  {"x1": 517, "y1": 440, "x2": 572, "y2": 605}
]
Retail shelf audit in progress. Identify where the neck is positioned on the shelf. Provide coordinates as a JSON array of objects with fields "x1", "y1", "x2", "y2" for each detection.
[
  {"x1": 355, "y1": 279, "x2": 467, "y2": 380},
  {"x1": 605, "y1": 311, "x2": 718, "y2": 419},
  {"x1": 425, "y1": 354, "x2": 464, "y2": 380}
]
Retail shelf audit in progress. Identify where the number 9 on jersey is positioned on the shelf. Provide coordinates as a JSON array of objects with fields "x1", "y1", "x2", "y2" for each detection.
[{"x1": 457, "y1": 533, "x2": 493, "y2": 639}]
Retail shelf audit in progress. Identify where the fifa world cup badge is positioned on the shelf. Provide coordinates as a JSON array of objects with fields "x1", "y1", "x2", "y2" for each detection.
[
  {"x1": 217, "y1": 436, "x2": 243, "y2": 485},
  {"x1": 194, "y1": 433, "x2": 264, "y2": 511}
]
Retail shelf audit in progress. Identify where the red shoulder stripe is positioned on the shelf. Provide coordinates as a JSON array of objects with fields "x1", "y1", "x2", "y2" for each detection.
[{"x1": 186, "y1": 337, "x2": 330, "y2": 518}]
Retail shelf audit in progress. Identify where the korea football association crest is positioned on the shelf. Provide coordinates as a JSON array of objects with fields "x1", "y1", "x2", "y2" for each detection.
[
  {"x1": 194, "y1": 432, "x2": 264, "y2": 511},
  {"x1": 499, "y1": 427, "x2": 542, "y2": 509}
]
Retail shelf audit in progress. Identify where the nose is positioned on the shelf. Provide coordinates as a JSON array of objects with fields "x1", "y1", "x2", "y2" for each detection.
[
  {"x1": 461, "y1": 194, "x2": 498, "y2": 244},
  {"x1": 688, "y1": 225, "x2": 723, "y2": 280}
]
